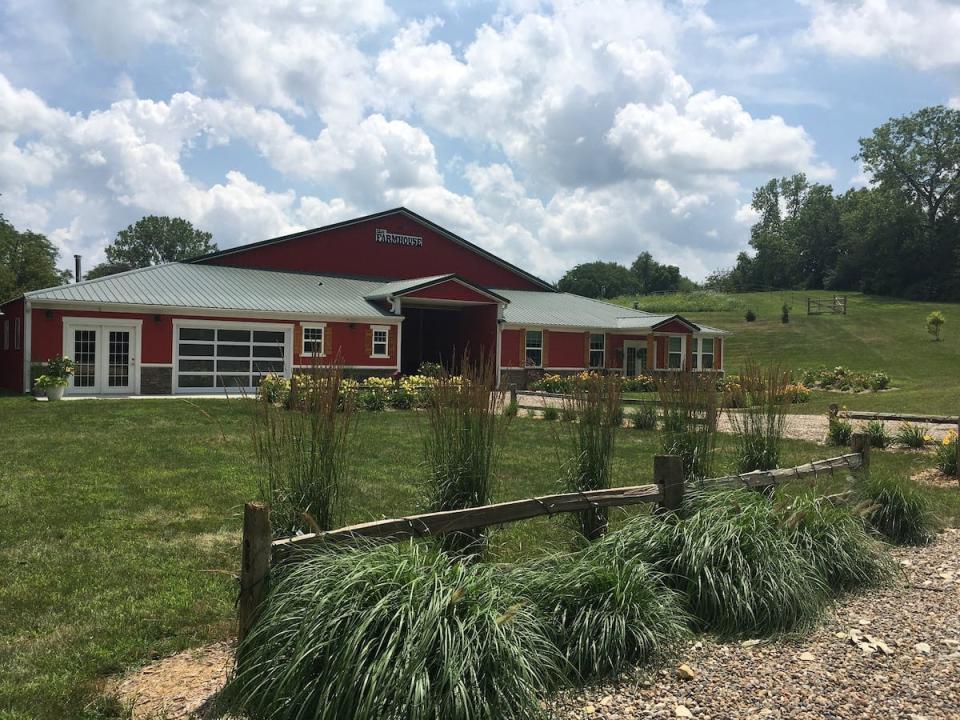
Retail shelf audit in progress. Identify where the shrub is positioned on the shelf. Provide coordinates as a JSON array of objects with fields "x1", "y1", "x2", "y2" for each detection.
[
  {"x1": 658, "y1": 373, "x2": 720, "y2": 482},
  {"x1": 781, "y1": 303, "x2": 790, "y2": 324},
  {"x1": 927, "y1": 310, "x2": 945, "y2": 341},
  {"x1": 777, "y1": 493, "x2": 894, "y2": 594},
  {"x1": 868, "y1": 371, "x2": 891, "y2": 391},
  {"x1": 729, "y1": 363, "x2": 790, "y2": 472},
  {"x1": 745, "y1": 309, "x2": 757, "y2": 322},
  {"x1": 606, "y1": 489, "x2": 828, "y2": 636},
  {"x1": 560, "y1": 373, "x2": 622, "y2": 540},
  {"x1": 508, "y1": 545, "x2": 689, "y2": 686},
  {"x1": 895, "y1": 422, "x2": 929, "y2": 449},
  {"x1": 530, "y1": 373, "x2": 570, "y2": 394},
  {"x1": 257, "y1": 373, "x2": 291, "y2": 405},
  {"x1": 798, "y1": 366, "x2": 891, "y2": 393},
  {"x1": 631, "y1": 404, "x2": 657, "y2": 430},
  {"x1": 542, "y1": 406, "x2": 559, "y2": 422},
  {"x1": 416, "y1": 361, "x2": 444, "y2": 377},
  {"x1": 827, "y1": 415, "x2": 853, "y2": 446},
  {"x1": 423, "y1": 356, "x2": 505, "y2": 557},
  {"x1": 224, "y1": 543, "x2": 563, "y2": 720},
  {"x1": 855, "y1": 472, "x2": 935, "y2": 545},
  {"x1": 935, "y1": 430, "x2": 958, "y2": 476},
  {"x1": 252, "y1": 363, "x2": 356, "y2": 536},
  {"x1": 621, "y1": 374, "x2": 656, "y2": 393},
  {"x1": 863, "y1": 419, "x2": 890, "y2": 449},
  {"x1": 781, "y1": 383, "x2": 810, "y2": 403}
]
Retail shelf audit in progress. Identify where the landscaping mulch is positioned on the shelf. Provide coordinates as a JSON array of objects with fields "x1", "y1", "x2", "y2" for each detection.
[
  {"x1": 912, "y1": 468, "x2": 960, "y2": 490},
  {"x1": 556, "y1": 529, "x2": 960, "y2": 720}
]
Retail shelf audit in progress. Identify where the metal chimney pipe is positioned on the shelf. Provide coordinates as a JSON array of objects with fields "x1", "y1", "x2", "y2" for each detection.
[{"x1": 74, "y1": 255, "x2": 81, "y2": 283}]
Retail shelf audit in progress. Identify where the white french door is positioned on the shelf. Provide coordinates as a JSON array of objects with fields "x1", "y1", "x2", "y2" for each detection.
[
  {"x1": 63, "y1": 319, "x2": 141, "y2": 395},
  {"x1": 623, "y1": 340, "x2": 648, "y2": 377}
]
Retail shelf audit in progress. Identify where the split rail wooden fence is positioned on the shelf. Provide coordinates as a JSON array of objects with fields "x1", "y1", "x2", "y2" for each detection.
[{"x1": 238, "y1": 434, "x2": 872, "y2": 640}]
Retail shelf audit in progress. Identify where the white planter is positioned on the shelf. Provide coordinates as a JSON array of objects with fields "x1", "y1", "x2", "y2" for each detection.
[{"x1": 45, "y1": 385, "x2": 66, "y2": 402}]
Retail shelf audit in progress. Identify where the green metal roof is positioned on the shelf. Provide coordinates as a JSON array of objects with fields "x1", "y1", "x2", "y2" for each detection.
[
  {"x1": 25, "y1": 263, "x2": 395, "y2": 319},
  {"x1": 24, "y1": 262, "x2": 727, "y2": 334}
]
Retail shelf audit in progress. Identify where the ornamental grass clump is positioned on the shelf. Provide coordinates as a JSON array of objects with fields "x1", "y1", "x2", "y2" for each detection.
[
  {"x1": 251, "y1": 360, "x2": 356, "y2": 536},
  {"x1": 895, "y1": 422, "x2": 930, "y2": 449},
  {"x1": 631, "y1": 403, "x2": 657, "y2": 430},
  {"x1": 729, "y1": 363, "x2": 790, "y2": 472},
  {"x1": 224, "y1": 543, "x2": 563, "y2": 720},
  {"x1": 657, "y1": 373, "x2": 719, "y2": 482},
  {"x1": 606, "y1": 489, "x2": 828, "y2": 636},
  {"x1": 863, "y1": 419, "x2": 890, "y2": 449},
  {"x1": 423, "y1": 354, "x2": 505, "y2": 557},
  {"x1": 777, "y1": 493, "x2": 894, "y2": 594},
  {"x1": 560, "y1": 373, "x2": 622, "y2": 540},
  {"x1": 508, "y1": 544, "x2": 689, "y2": 686},
  {"x1": 855, "y1": 472, "x2": 936, "y2": 545}
]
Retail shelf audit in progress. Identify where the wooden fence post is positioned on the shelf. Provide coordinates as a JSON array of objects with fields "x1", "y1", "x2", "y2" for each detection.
[
  {"x1": 654, "y1": 454, "x2": 684, "y2": 513},
  {"x1": 851, "y1": 432, "x2": 871, "y2": 472},
  {"x1": 509, "y1": 383, "x2": 517, "y2": 406},
  {"x1": 238, "y1": 501, "x2": 272, "y2": 643}
]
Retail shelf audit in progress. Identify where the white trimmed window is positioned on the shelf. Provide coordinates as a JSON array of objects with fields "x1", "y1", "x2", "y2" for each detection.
[
  {"x1": 525, "y1": 330, "x2": 543, "y2": 367},
  {"x1": 694, "y1": 338, "x2": 715, "y2": 370},
  {"x1": 371, "y1": 325, "x2": 389, "y2": 357},
  {"x1": 589, "y1": 333, "x2": 605, "y2": 368},
  {"x1": 14, "y1": 318, "x2": 20, "y2": 351},
  {"x1": 667, "y1": 336, "x2": 683, "y2": 369},
  {"x1": 302, "y1": 325, "x2": 325, "y2": 355}
]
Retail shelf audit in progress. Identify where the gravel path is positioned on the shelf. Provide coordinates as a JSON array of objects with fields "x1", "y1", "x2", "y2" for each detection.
[{"x1": 556, "y1": 529, "x2": 960, "y2": 720}]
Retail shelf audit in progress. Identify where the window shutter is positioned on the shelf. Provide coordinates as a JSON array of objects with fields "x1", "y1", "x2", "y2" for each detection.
[
  {"x1": 388, "y1": 327, "x2": 396, "y2": 358},
  {"x1": 519, "y1": 331, "x2": 525, "y2": 365},
  {"x1": 324, "y1": 326, "x2": 333, "y2": 358},
  {"x1": 542, "y1": 331, "x2": 549, "y2": 367},
  {"x1": 365, "y1": 326, "x2": 373, "y2": 356},
  {"x1": 294, "y1": 324, "x2": 302, "y2": 356},
  {"x1": 584, "y1": 333, "x2": 590, "y2": 368},
  {"x1": 715, "y1": 338, "x2": 722, "y2": 369}
]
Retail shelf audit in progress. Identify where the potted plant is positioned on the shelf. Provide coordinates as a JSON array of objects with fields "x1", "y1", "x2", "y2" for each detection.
[{"x1": 34, "y1": 355, "x2": 75, "y2": 401}]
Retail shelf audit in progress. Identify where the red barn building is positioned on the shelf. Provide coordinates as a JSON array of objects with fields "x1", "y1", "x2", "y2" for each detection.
[{"x1": 0, "y1": 208, "x2": 727, "y2": 396}]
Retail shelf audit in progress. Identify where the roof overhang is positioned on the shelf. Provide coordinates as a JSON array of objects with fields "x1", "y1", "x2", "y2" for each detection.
[{"x1": 365, "y1": 274, "x2": 510, "y2": 305}]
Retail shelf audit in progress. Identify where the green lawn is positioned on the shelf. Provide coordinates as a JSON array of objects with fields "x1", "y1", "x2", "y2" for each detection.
[
  {"x1": 614, "y1": 290, "x2": 960, "y2": 414},
  {"x1": 0, "y1": 396, "x2": 955, "y2": 719}
]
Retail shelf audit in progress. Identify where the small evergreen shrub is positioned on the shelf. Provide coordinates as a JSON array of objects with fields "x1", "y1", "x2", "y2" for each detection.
[
  {"x1": 895, "y1": 422, "x2": 929, "y2": 449},
  {"x1": 543, "y1": 406, "x2": 559, "y2": 422},
  {"x1": 781, "y1": 303, "x2": 790, "y2": 324},
  {"x1": 631, "y1": 404, "x2": 658, "y2": 430},
  {"x1": 777, "y1": 493, "x2": 894, "y2": 594},
  {"x1": 745, "y1": 309, "x2": 757, "y2": 322},
  {"x1": 863, "y1": 420, "x2": 890, "y2": 449},
  {"x1": 855, "y1": 472, "x2": 935, "y2": 545},
  {"x1": 827, "y1": 415, "x2": 853, "y2": 446},
  {"x1": 606, "y1": 490, "x2": 828, "y2": 636},
  {"x1": 224, "y1": 544, "x2": 563, "y2": 720},
  {"x1": 509, "y1": 545, "x2": 689, "y2": 686},
  {"x1": 936, "y1": 430, "x2": 958, "y2": 475}
]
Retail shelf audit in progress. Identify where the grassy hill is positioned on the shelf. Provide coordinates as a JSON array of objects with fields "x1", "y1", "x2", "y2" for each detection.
[{"x1": 612, "y1": 290, "x2": 960, "y2": 415}]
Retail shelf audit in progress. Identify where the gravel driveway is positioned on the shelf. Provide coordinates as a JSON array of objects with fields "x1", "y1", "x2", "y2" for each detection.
[{"x1": 555, "y1": 529, "x2": 960, "y2": 720}]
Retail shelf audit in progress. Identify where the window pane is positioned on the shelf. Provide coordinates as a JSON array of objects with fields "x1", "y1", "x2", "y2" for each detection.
[
  {"x1": 373, "y1": 330, "x2": 388, "y2": 342},
  {"x1": 218, "y1": 329, "x2": 251, "y2": 342},
  {"x1": 179, "y1": 327, "x2": 214, "y2": 341},
  {"x1": 179, "y1": 343, "x2": 214, "y2": 357},
  {"x1": 589, "y1": 350, "x2": 604, "y2": 368},
  {"x1": 253, "y1": 345, "x2": 284, "y2": 358},
  {"x1": 589, "y1": 334, "x2": 604, "y2": 350},
  {"x1": 303, "y1": 328, "x2": 323, "y2": 341},
  {"x1": 701, "y1": 354, "x2": 714, "y2": 369},
  {"x1": 253, "y1": 360, "x2": 285, "y2": 373},
  {"x1": 525, "y1": 330, "x2": 542, "y2": 349},
  {"x1": 179, "y1": 359, "x2": 214, "y2": 372},
  {"x1": 526, "y1": 349, "x2": 542, "y2": 366},
  {"x1": 217, "y1": 344, "x2": 251, "y2": 357},
  {"x1": 216, "y1": 374, "x2": 251, "y2": 388},
  {"x1": 253, "y1": 330, "x2": 285, "y2": 343},
  {"x1": 217, "y1": 359, "x2": 252, "y2": 373},
  {"x1": 178, "y1": 374, "x2": 215, "y2": 388},
  {"x1": 701, "y1": 338, "x2": 714, "y2": 353},
  {"x1": 668, "y1": 336, "x2": 682, "y2": 352}
]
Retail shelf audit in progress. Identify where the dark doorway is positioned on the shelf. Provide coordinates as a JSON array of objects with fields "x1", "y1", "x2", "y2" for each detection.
[{"x1": 400, "y1": 306, "x2": 462, "y2": 374}]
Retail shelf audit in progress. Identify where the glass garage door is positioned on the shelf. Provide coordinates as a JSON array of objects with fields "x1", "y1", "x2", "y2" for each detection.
[{"x1": 175, "y1": 325, "x2": 288, "y2": 391}]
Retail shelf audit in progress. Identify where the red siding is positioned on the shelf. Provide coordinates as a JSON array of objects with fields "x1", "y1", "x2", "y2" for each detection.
[
  {"x1": 0, "y1": 298, "x2": 25, "y2": 392},
  {"x1": 200, "y1": 213, "x2": 543, "y2": 291},
  {"x1": 606, "y1": 333, "x2": 649, "y2": 370},
  {"x1": 546, "y1": 330, "x2": 587, "y2": 368},
  {"x1": 403, "y1": 280, "x2": 500, "y2": 303},
  {"x1": 654, "y1": 319, "x2": 695, "y2": 334},
  {"x1": 501, "y1": 329, "x2": 524, "y2": 368},
  {"x1": 457, "y1": 305, "x2": 498, "y2": 365}
]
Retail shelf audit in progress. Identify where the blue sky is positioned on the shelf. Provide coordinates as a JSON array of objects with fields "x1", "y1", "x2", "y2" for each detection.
[{"x1": 1, "y1": 0, "x2": 958, "y2": 282}]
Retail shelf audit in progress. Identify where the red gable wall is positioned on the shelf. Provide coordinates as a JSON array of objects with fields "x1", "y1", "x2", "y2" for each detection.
[
  {"x1": 403, "y1": 280, "x2": 499, "y2": 303},
  {"x1": 199, "y1": 212, "x2": 544, "y2": 291}
]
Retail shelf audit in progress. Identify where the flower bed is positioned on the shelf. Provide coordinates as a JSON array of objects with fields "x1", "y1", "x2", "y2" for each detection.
[
  {"x1": 530, "y1": 371, "x2": 657, "y2": 394},
  {"x1": 798, "y1": 366, "x2": 891, "y2": 393}
]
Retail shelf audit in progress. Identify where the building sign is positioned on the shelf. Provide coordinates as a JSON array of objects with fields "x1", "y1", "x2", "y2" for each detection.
[{"x1": 376, "y1": 229, "x2": 423, "y2": 247}]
